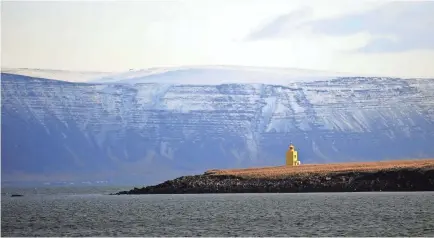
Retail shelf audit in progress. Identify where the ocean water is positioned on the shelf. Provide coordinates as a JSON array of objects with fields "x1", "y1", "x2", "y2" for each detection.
[{"x1": 1, "y1": 187, "x2": 434, "y2": 237}]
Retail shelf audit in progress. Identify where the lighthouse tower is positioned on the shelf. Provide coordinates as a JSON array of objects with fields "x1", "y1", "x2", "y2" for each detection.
[{"x1": 286, "y1": 144, "x2": 300, "y2": 166}]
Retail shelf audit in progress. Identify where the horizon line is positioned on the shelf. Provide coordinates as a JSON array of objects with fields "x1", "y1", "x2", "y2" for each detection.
[{"x1": 1, "y1": 64, "x2": 433, "y2": 80}]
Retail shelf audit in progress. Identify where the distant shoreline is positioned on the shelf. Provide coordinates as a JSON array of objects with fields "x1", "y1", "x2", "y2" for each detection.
[{"x1": 115, "y1": 159, "x2": 434, "y2": 194}]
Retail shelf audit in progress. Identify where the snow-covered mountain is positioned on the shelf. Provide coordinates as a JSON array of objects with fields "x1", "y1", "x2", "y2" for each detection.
[
  {"x1": 1, "y1": 68, "x2": 114, "y2": 82},
  {"x1": 91, "y1": 65, "x2": 358, "y2": 85},
  {"x1": 2, "y1": 66, "x2": 434, "y2": 185}
]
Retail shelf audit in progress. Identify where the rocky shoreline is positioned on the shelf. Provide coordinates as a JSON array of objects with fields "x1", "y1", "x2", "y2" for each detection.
[{"x1": 115, "y1": 167, "x2": 434, "y2": 194}]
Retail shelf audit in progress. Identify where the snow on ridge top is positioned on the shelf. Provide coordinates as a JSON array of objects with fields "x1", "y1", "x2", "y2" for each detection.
[
  {"x1": 91, "y1": 65, "x2": 356, "y2": 85},
  {"x1": 3, "y1": 65, "x2": 392, "y2": 85},
  {"x1": 1, "y1": 68, "x2": 116, "y2": 83}
]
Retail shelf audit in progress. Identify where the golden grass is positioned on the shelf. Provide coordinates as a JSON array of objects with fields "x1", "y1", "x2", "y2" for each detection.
[{"x1": 205, "y1": 159, "x2": 434, "y2": 179}]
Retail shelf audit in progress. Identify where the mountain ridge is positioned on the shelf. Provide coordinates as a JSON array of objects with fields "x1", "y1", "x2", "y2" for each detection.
[
  {"x1": 3, "y1": 65, "x2": 416, "y2": 84},
  {"x1": 2, "y1": 67, "x2": 434, "y2": 185}
]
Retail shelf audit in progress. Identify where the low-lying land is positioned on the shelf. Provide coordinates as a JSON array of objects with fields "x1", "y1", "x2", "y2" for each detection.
[
  {"x1": 116, "y1": 159, "x2": 434, "y2": 194},
  {"x1": 205, "y1": 159, "x2": 434, "y2": 178}
]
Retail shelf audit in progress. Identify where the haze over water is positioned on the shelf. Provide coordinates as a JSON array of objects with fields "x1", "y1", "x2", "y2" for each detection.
[{"x1": 2, "y1": 187, "x2": 433, "y2": 237}]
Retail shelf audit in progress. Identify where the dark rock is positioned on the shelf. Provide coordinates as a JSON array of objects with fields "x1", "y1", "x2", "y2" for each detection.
[{"x1": 114, "y1": 168, "x2": 434, "y2": 195}]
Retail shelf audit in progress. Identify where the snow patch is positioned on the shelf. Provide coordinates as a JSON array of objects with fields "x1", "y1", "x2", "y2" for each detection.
[
  {"x1": 2, "y1": 68, "x2": 114, "y2": 82},
  {"x1": 90, "y1": 65, "x2": 350, "y2": 85}
]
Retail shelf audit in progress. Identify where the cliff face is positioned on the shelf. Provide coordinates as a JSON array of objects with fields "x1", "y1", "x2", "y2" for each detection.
[
  {"x1": 2, "y1": 67, "x2": 434, "y2": 184},
  {"x1": 116, "y1": 167, "x2": 434, "y2": 194}
]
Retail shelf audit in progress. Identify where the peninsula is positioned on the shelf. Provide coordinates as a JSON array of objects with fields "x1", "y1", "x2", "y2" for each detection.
[{"x1": 115, "y1": 159, "x2": 434, "y2": 194}]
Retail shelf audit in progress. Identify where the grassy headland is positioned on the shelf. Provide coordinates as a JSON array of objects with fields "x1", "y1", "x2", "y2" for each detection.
[
  {"x1": 205, "y1": 159, "x2": 434, "y2": 178},
  {"x1": 116, "y1": 159, "x2": 434, "y2": 194}
]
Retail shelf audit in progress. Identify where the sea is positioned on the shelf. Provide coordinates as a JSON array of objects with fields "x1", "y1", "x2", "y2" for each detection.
[{"x1": 1, "y1": 186, "x2": 434, "y2": 237}]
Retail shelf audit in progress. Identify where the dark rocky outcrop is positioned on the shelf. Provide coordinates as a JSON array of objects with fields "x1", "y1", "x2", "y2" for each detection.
[
  {"x1": 115, "y1": 167, "x2": 434, "y2": 194},
  {"x1": 10, "y1": 194, "x2": 24, "y2": 197}
]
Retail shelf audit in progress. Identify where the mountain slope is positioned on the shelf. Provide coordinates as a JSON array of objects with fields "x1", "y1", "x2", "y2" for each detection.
[
  {"x1": 2, "y1": 67, "x2": 434, "y2": 185},
  {"x1": 1, "y1": 68, "x2": 114, "y2": 83}
]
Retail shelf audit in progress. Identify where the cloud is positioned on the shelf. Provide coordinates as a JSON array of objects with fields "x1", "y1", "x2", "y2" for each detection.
[
  {"x1": 309, "y1": 1, "x2": 434, "y2": 53},
  {"x1": 245, "y1": 7, "x2": 313, "y2": 41},
  {"x1": 245, "y1": 1, "x2": 434, "y2": 53}
]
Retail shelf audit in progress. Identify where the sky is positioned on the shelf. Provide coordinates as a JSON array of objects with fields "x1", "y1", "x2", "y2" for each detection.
[{"x1": 2, "y1": 0, "x2": 434, "y2": 78}]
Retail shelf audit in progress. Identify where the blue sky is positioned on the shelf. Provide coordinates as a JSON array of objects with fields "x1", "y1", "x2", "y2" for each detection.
[{"x1": 2, "y1": 0, "x2": 434, "y2": 78}]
